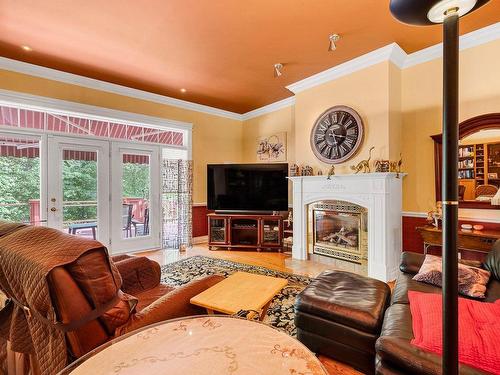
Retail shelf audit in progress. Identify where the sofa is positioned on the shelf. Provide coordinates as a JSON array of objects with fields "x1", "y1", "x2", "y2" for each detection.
[
  {"x1": 295, "y1": 240, "x2": 500, "y2": 374},
  {"x1": 0, "y1": 223, "x2": 223, "y2": 375},
  {"x1": 375, "y1": 241, "x2": 500, "y2": 375}
]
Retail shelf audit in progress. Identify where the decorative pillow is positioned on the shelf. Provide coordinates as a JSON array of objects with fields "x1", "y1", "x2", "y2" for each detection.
[{"x1": 413, "y1": 254, "x2": 490, "y2": 298}]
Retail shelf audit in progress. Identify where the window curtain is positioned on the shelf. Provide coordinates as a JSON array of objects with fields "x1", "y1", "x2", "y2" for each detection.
[{"x1": 161, "y1": 159, "x2": 193, "y2": 249}]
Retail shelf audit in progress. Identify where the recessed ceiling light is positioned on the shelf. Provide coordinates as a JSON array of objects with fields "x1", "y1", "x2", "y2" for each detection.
[
  {"x1": 180, "y1": 88, "x2": 187, "y2": 93},
  {"x1": 21, "y1": 45, "x2": 33, "y2": 52}
]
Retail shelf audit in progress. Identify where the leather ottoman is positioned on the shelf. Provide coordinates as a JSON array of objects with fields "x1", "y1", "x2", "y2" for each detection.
[{"x1": 294, "y1": 270, "x2": 391, "y2": 374}]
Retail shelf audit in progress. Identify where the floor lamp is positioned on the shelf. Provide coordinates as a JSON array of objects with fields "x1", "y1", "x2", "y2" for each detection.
[{"x1": 389, "y1": 1, "x2": 489, "y2": 374}]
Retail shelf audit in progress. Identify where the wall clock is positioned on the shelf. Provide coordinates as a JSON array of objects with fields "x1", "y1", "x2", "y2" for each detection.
[{"x1": 310, "y1": 105, "x2": 364, "y2": 164}]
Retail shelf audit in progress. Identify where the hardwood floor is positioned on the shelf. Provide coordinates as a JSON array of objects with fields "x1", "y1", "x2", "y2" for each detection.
[
  {"x1": 136, "y1": 244, "x2": 364, "y2": 375},
  {"x1": 138, "y1": 244, "x2": 337, "y2": 278}
]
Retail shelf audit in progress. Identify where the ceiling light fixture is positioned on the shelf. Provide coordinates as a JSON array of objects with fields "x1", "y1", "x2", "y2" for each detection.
[
  {"x1": 328, "y1": 34, "x2": 340, "y2": 51},
  {"x1": 21, "y1": 45, "x2": 32, "y2": 52},
  {"x1": 180, "y1": 88, "x2": 187, "y2": 93},
  {"x1": 274, "y1": 63, "x2": 283, "y2": 78}
]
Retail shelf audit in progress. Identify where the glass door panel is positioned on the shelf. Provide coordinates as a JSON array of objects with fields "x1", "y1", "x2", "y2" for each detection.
[
  {"x1": 122, "y1": 153, "x2": 150, "y2": 239},
  {"x1": 262, "y1": 218, "x2": 281, "y2": 246},
  {"x1": 47, "y1": 136, "x2": 109, "y2": 244},
  {"x1": 111, "y1": 143, "x2": 159, "y2": 253},
  {"x1": 0, "y1": 133, "x2": 43, "y2": 225},
  {"x1": 62, "y1": 150, "x2": 98, "y2": 239}
]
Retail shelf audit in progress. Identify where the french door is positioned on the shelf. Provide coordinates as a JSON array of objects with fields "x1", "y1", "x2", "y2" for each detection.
[
  {"x1": 47, "y1": 136, "x2": 110, "y2": 245},
  {"x1": 0, "y1": 132, "x2": 162, "y2": 253},
  {"x1": 110, "y1": 143, "x2": 160, "y2": 253}
]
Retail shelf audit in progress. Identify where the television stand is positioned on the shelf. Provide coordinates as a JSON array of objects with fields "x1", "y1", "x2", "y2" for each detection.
[{"x1": 208, "y1": 213, "x2": 284, "y2": 252}]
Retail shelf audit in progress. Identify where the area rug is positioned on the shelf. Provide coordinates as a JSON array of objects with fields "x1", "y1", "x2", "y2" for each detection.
[{"x1": 160, "y1": 256, "x2": 312, "y2": 336}]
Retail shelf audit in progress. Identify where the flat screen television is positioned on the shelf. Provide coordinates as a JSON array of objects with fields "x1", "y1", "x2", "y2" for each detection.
[{"x1": 207, "y1": 163, "x2": 288, "y2": 212}]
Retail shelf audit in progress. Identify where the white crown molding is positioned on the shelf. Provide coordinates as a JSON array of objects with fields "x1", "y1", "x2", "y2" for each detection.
[
  {"x1": 286, "y1": 43, "x2": 403, "y2": 95},
  {"x1": 0, "y1": 88, "x2": 193, "y2": 131},
  {"x1": 242, "y1": 97, "x2": 296, "y2": 120},
  {"x1": 403, "y1": 22, "x2": 500, "y2": 68},
  {"x1": 0, "y1": 56, "x2": 243, "y2": 121}
]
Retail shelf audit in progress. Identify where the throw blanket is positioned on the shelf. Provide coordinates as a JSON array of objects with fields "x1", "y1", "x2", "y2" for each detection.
[
  {"x1": 409, "y1": 291, "x2": 500, "y2": 374},
  {"x1": 0, "y1": 221, "x2": 120, "y2": 375}
]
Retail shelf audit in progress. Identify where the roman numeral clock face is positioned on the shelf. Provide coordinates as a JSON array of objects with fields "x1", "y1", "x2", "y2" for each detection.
[{"x1": 310, "y1": 106, "x2": 364, "y2": 164}]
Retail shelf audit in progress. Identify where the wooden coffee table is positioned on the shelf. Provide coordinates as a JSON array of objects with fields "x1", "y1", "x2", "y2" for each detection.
[{"x1": 190, "y1": 271, "x2": 287, "y2": 320}]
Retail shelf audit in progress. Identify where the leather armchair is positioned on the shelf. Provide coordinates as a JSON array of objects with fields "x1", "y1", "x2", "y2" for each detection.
[{"x1": 5, "y1": 250, "x2": 223, "y2": 374}]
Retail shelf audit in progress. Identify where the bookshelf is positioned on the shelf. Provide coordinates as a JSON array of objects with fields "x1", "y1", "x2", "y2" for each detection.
[
  {"x1": 475, "y1": 144, "x2": 485, "y2": 186},
  {"x1": 458, "y1": 141, "x2": 500, "y2": 199}
]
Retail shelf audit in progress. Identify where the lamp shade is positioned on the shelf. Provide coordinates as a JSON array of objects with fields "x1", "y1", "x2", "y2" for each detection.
[{"x1": 389, "y1": 0, "x2": 489, "y2": 25}]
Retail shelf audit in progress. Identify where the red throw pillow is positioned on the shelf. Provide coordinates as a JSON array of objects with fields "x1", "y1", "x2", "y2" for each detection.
[{"x1": 409, "y1": 291, "x2": 500, "y2": 374}]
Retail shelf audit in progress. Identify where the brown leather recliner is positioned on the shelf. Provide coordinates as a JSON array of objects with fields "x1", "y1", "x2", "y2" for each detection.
[{"x1": 5, "y1": 248, "x2": 223, "y2": 373}]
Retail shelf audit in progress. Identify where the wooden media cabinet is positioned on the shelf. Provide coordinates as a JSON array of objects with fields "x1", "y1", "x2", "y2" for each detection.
[{"x1": 208, "y1": 213, "x2": 284, "y2": 251}]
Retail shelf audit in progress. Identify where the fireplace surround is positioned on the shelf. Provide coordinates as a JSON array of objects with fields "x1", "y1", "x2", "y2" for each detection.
[{"x1": 288, "y1": 173, "x2": 405, "y2": 281}]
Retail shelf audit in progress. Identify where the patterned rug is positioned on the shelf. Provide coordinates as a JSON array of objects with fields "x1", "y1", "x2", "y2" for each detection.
[{"x1": 160, "y1": 256, "x2": 311, "y2": 336}]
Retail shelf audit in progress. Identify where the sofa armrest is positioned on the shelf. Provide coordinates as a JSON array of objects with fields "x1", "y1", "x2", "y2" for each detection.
[
  {"x1": 112, "y1": 256, "x2": 161, "y2": 295},
  {"x1": 111, "y1": 254, "x2": 130, "y2": 262},
  {"x1": 399, "y1": 252, "x2": 425, "y2": 275},
  {"x1": 115, "y1": 275, "x2": 225, "y2": 336},
  {"x1": 376, "y1": 336, "x2": 488, "y2": 375}
]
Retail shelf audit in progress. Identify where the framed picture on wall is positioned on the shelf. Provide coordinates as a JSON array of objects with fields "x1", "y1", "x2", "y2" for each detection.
[
  {"x1": 256, "y1": 132, "x2": 287, "y2": 162},
  {"x1": 488, "y1": 172, "x2": 498, "y2": 179}
]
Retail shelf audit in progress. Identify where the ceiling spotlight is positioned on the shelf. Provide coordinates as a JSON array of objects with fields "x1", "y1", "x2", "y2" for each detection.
[
  {"x1": 21, "y1": 45, "x2": 32, "y2": 52},
  {"x1": 180, "y1": 88, "x2": 187, "y2": 93},
  {"x1": 328, "y1": 34, "x2": 340, "y2": 51},
  {"x1": 274, "y1": 63, "x2": 283, "y2": 78}
]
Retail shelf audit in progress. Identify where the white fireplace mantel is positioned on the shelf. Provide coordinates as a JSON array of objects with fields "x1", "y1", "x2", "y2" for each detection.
[{"x1": 288, "y1": 173, "x2": 406, "y2": 281}]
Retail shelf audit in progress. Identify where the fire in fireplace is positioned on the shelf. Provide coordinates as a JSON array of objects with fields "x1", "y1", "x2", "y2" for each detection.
[{"x1": 308, "y1": 201, "x2": 368, "y2": 264}]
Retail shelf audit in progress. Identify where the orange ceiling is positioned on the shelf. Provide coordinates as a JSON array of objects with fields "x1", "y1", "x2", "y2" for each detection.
[{"x1": 0, "y1": 0, "x2": 498, "y2": 114}]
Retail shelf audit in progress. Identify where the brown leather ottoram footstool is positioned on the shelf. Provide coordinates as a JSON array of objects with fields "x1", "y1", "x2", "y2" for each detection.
[{"x1": 294, "y1": 270, "x2": 391, "y2": 375}]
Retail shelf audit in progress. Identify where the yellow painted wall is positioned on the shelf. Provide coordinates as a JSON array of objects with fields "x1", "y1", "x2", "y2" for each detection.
[
  {"x1": 242, "y1": 61, "x2": 401, "y2": 175},
  {"x1": 0, "y1": 69, "x2": 243, "y2": 203},
  {"x1": 242, "y1": 39, "x2": 500, "y2": 216},
  {"x1": 242, "y1": 105, "x2": 294, "y2": 163},
  {"x1": 293, "y1": 61, "x2": 397, "y2": 175},
  {"x1": 401, "y1": 39, "x2": 500, "y2": 212}
]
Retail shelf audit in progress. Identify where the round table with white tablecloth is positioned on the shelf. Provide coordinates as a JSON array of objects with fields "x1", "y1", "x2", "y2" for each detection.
[{"x1": 61, "y1": 315, "x2": 327, "y2": 375}]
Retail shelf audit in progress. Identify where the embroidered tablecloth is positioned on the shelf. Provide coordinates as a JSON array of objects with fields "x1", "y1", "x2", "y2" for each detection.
[{"x1": 65, "y1": 316, "x2": 327, "y2": 375}]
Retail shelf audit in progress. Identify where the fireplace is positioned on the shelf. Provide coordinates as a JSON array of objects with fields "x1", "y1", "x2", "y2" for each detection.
[
  {"x1": 289, "y1": 173, "x2": 405, "y2": 281},
  {"x1": 309, "y1": 201, "x2": 368, "y2": 265}
]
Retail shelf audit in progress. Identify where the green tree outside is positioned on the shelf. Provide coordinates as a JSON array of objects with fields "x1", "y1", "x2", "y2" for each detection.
[{"x1": 0, "y1": 156, "x2": 150, "y2": 223}]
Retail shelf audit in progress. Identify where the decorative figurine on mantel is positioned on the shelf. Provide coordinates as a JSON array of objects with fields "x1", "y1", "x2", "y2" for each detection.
[
  {"x1": 317, "y1": 170, "x2": 323, "y2": 176},
  {"x1": 374, "y1": 159, "x2": 390, "y2": 173},
  {"x1": 301, "y1": 165, "x2": 313, "y2": 176},
  {"x1": 389, "y1": 154, "x2": 403, "y2": 178},
  {"x1": 290, "y1": 164, "x2": 299, "y2": 177},
  {"x1": 426, "y1": 201, "x2": 442, "y2": 228},
  {"x1": 350, "y1": 147, "x2": 374, "y2": 174},
  {"x1": 327, "y1": 165, "x2": 335, "y2": 180}
]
